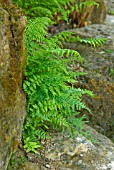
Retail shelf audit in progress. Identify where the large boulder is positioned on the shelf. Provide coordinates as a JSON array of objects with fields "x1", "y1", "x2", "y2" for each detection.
[{"x1": 0, "y1": 3, "x2": 26, "y2": 170}]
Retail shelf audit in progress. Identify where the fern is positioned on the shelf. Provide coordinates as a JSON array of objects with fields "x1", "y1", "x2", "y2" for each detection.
[
  {"x1": 54, "y1": 31, "x2": 107, "y2": 47},
  {"x1": 59, "y1": 32, "x2": 107, "y2": 47},
  {"x1": 108, "y1": 10, "x2": 114, "y2": 15},
  {"x1": 12, "y1": 0, "x2": 97, "y2": 153},
  {"x1": 78, "y1": 37, "x2": 107, "y2": 47},
  {"x1": 22, "y1": 16, "x2": 94, "y2": 153}
]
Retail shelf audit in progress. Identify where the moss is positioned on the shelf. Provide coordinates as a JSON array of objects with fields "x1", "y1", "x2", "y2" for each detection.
[{"x1": 1, "y1": 4, "x2": 26, "y2": 106}]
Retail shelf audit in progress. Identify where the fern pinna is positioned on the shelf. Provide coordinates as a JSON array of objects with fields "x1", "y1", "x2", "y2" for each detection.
[{"x1": 11, "y1": 0, "x2": 107, "y2": 153}]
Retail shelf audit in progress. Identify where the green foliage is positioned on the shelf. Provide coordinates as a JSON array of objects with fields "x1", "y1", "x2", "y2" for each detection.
[
  {"x1": 70, "y1": 0, "x2": 99, "y2": 12},
  {"x1": 11, "y1": 0, "x2": 105, "y2": 154},
  {"x1": 79, "y1": 1, "x2": 99, "y2": 11},
  {"x1": 23, "y1": 18, "x2": 94, "y2": 152},
  {"x1": 8, "y1": 152, "x2": 17, "y2": 168},
  {"x1": 58, "y1": 32, "x2": 107, "y2": 47},
  {"x1": 23, "y1": 139, "x2": 41, "y2": 154},
  {"x1": 78, "y1": 37, "x2": 107, "y2": 47},
  {"x1": 104, "y1": 49, "x2": 113, "y2": 54},
  {"x1": 12, "y1": 0, "x2": 75, "y2": 21},
  {"x1": 108, "y1": 10, "x2": 114, "y2": 15},
  {"x1": 109, "y1": 68, "x2": 114, "y2": 77},
  {"x1": 12, "y1": 0, "x2": 99, "y2": 25}
]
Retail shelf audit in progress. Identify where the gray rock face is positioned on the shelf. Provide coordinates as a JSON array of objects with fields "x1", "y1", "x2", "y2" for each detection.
[
  {"x1": 40, "y1": 125, "x2": 114, "y2": 170},
  {"x1": 0, "y1": 4, "x2": 26, "y2": 170}
]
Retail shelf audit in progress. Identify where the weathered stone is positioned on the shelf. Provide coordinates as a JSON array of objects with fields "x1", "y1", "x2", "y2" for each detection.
[
  {"x1": 104, "y1": 0, "x2": 114, "y2": 12},
  {"x1": 40, "y1": 125, "x2": 114, "y2": 170},
  {"x1": 23, "y1": 162, "x2": 40, "y2": 170},
  {"x1": 0, "y1": 3, "x2": 26, "y2": 170}
]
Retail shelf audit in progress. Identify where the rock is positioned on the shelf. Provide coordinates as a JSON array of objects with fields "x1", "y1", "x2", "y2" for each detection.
[
  {"x1": 89, "y1": 0, "x2": 107, "y2": 24},
  {"x1": 23, "y1": 161, "x2": 40, "y2": 170},
  {"x1": 41, "y1": 125, "x2": 114, "y2": 170},
  {"x1": 63, "y1": 23, "x2": 114, "y2": 142},
  {"x1": 0, "y1": 4, "x2": 26, "y2": 170}
]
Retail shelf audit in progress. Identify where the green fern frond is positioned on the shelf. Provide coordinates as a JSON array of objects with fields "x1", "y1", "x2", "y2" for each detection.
[
  {"x1": 28, "y1": 7, "x2": 52, "y2": 18},
  {"x1": 25, "y1": 17, "x2": 52, "y2": 44},
  {"x1": 79, "y1": 37, "x2": 107, "y2": 47},
  {"x1": 56, "y1": 31, "x2": 107, "y2": 47},
  {"x1": 56, "y1": 31, "x2": 75, "y2": 42},
  {"x1": 51, "y1": 49, "x2": 82, "y2": 61},
  {"x1": 108, "y1": 10, "x2": 114, "y2": 15}
]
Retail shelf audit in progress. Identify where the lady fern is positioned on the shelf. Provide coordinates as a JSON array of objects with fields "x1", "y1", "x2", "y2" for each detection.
[{"x1": 12, "y1": 0, "x2": 97, "y2": 153}]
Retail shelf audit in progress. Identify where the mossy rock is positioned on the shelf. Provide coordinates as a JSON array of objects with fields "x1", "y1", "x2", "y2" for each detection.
[{"x1": 0, "y1": 3, "x2": 26, "y2": 170}]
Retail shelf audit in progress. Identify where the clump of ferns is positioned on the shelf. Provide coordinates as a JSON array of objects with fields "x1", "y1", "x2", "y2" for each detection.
[
  {"x1": 13, "y1": 0, "x2": 100, "y2": 28},
  {"x1": 22, "y1": 17, "x2": 95, "y2": 153},
  {"x1": 23, "y1": 17, "x2": 106, "y2": 154},
  {"x1": 12, "y1": 0, "x2": 107, "y2": 153}
]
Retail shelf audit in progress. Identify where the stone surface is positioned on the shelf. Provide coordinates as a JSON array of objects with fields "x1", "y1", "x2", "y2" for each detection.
[
  {"x1": 40, "y1": 125, "x2": 114, "y2": 170},
  {"x1": 0, "y1": 3, "x2": 26, "y2": 170},
  {"x1": 105, "y1": 0, "x2": 114, "y2": 11}
]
